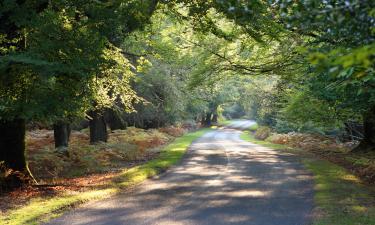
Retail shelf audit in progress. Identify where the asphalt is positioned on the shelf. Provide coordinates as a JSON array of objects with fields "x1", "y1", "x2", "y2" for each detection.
[{"x1": 46, "y1": 120, "x2": 314, "y2": 225}]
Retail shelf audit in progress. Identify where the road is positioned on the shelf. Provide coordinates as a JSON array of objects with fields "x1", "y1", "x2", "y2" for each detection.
[{"x1": 47, "y1": 120, "x2": 313, "y2": 225}]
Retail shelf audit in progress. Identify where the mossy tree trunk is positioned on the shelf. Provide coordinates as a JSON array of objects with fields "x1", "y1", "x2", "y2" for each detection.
[{"x1": 88, "y1": 110, "x2": 108, "y2": 144}]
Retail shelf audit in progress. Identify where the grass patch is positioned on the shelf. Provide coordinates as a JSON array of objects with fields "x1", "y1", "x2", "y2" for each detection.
[
  {"x1": 304, "y1": 159, "x2": 375, "y2": 225},
  {"x1": 218, "y1": 119, "x2": 233, "y2": 126},
  {"x1": 240, "y1": 131, "x2": 375, "y2": 225},
  {"x1": 246, "y1": 123, "x2": 259, "y2": 131},
  {"x1": 1, "y1": 128, "x2": 212, "y2": 225}
]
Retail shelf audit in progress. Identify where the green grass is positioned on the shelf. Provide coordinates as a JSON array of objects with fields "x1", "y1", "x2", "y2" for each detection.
[
  {"x1": 304, "y1": 159, "x2": 375, "y2": 225},
  {"x1": 1, "y1": 128, "x2": 212, "y2": 225},
  {"x1": 240, "y1": 131, "x2": 375, "y2": 225},
  {"x1": 247, "y1": 123, "x2": 259, "y2": 131},
  {"x1": 218, "y1": 118, "x2": 233, "y2": 126}
]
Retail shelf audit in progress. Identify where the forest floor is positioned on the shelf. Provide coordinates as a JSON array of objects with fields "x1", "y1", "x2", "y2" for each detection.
[
  {"x1": 259, "y1": 131, "x2": 375, "y2": 185},
  {"x1": 0, "y1": 125, "x2": 207, "y2": 225}
]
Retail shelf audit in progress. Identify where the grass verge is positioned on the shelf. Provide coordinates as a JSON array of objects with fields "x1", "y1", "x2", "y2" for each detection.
[
  {"x1": 218, "y1": 119, "x2": 233, "y2": 126},
  {"x1": 240, "y1": 131, "x2": 375, "y2": 225},
  {"x1": 247, "y1": 123, "x2": 259, "y2": 131},
  {"x1": 240, "y1": 131, "x2": 285, "y2": 150},
  {"x1": 0, "y1": 128, "x2": 212, "y2": 225}
]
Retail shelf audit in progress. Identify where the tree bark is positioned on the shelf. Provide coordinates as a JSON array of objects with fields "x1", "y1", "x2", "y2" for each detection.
[
  {"x1": 88, "y1": 110, "x2": 108, "y2": 144},
  {"x1": 204, "y1": 112, "x2": 212, "y2": 127},
  {"x1": 211, "y1": 105, "x2": 219, "y2": 124},
  {"x1": 53, "y1": 122, "x2": 71, "y2": 152},
  {"x1": 0, "y1": 119, "x2": 33, "y2": 188},
  {"x1": 105, "y1": 109, "x2": 126, "y2": 131},
  {"x1": 200, "y1": 114, "x2": 205, "y2": 126},
  {"x1": 212, "y1": 113, "x2": 218, "y2": 124},
  {"x1": 353, "y1": 106, "x2": 375, "y2": 152}
]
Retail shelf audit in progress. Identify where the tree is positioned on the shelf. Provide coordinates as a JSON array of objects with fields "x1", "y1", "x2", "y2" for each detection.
[
  {"x1": 274, "y1": 0, "x2": 375, "y2": 150},
  {"x1": 0, "y1": 0, "x2": 159, "y2": 186}
]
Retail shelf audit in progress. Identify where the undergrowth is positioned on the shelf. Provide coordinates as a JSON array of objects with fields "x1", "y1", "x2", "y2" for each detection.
[{"x1": 27, "y1": 127, "x2": 176, "y2": 181}]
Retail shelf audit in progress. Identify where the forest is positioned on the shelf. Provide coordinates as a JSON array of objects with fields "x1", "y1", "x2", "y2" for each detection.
[{"x1": 1, "y1": 1, "x2": 375, "y2": 225}]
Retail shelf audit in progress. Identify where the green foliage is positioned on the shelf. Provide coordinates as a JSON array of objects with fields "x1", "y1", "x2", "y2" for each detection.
[
  {"x1": 0, "y1": 0, "x2": 157, "y2": 123},
  {"x1": 222, "y1": 103, "x2": 245, "y2": 119},
  {"x1": 254, "y1": 126, "x2": 272, "y2": 140},
  {"x1": 247, "y1": 123, "x2": 259, "y2": 132},
  {"x1": 275, "y1": 89, "x2": 358, "y2": 134},
  {"x1": 277, "y1": 0, "x2": 375, "y2": 114}
]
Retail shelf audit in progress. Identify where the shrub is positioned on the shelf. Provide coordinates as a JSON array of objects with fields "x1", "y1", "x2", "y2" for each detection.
[
  {"x1": 254, "y1": 126, "x2": 272, "y2": 140},
  {"x1": 248, "y1": 123, "x2": 259, "y2": 131},
  {"x1": 266, "y1": 132, "x2": 348, "y2": 152},
  {"x1": 159, "y1": 126, "x2": 186, "y2": 137},
  {"x1": 26, "y1": 127, "x2": 173, "y2": 181},
  {"x1": 181, "y1": 120, "x2": 197, "y2": 130}
]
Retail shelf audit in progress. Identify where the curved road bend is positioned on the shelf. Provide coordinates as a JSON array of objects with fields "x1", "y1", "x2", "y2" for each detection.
[{"x1": 47, "y1": 120, "x2": 313, "y2": 225}]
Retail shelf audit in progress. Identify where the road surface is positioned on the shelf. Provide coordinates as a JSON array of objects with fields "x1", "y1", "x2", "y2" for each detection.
[{"x1": 47, "y1": 120, "x2": 313, "y2": 225}]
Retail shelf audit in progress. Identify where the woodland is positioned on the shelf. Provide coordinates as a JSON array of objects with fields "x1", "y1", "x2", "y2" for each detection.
[{"x1": 0, "y1": 0, "x2": 375, "y2": 224}]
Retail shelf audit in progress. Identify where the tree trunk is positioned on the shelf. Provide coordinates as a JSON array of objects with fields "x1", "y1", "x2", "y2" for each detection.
[
  {"x1": 204, "y1": 112, "x2": 212, "y2": 127},
  {"x1": 88, "y1": 110, "x2": 108, "y2": 144},
  {"x1": 353, "y1": 106, "x2": 375, "y2": 152},
  {"x1": 211, "y1": 105, "x2": 219, "y2": 124},
  {"x1": 212, "y1": 113, "x2": 218, "y2": 124},
  {"x1": 0, "y1": 119, "x2": 33, "y2": 188},
  {"x1": 53, "y1": 122, "x2": 71, "y2": 154},
  {"x1": 200, "y1": 114, "x2": 205, "y2": 126},
  {"x1": 106, "y1": 109, "x2": 127, "y2": 131}
]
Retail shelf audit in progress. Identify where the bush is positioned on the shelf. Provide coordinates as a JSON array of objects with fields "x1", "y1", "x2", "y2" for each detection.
[
  {"x1": 26, "y1": 127, "x2": 174, "y2": 180},
  {"x1": 181, "y1": 120, "x2": 198, "y2": 130},
  {"x1": 159, "y1": 126, "x2": 186, "y2": 137},
  {"x1": 222, "y1": 103, "x2": 246, "y2": 119},
  {"x1": 248, "y1": 123, "x2": 259, "y2": 131},
  {"x1": 254, "y1": 126, "x2": 272, "y2": 140},
  {"x1": 265, "y1": 132, "x2": 348, "y2": 152}
]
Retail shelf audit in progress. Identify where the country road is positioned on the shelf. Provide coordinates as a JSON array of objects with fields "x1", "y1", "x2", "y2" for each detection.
[{"x1": 47, "y1": 120, "x2": 313, "y2": 225}]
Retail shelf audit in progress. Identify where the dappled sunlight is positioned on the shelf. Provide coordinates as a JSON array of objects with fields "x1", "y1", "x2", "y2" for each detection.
[
  {"x1": 1, "y1": 0, "x2": 372, "y2": 224},
  {"x1": 211, "y1": 189, "x2": 273, "y2": 198},
  {"x1": 47, "y1": 127, "x2": 313, "y2": 225}
]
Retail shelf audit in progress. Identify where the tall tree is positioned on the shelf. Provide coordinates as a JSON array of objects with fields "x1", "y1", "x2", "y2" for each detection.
[{"x1": 0, "y1": 0, "x2": 159, "y2": 186}]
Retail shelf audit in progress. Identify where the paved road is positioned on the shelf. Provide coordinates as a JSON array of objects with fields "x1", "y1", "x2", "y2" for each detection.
[
  {"x1": 226, "y1": 120, "x2": 257, "y2": 130},
  {"x1": 47, "y1": 120, "x2": 313, "y2": 225}
]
